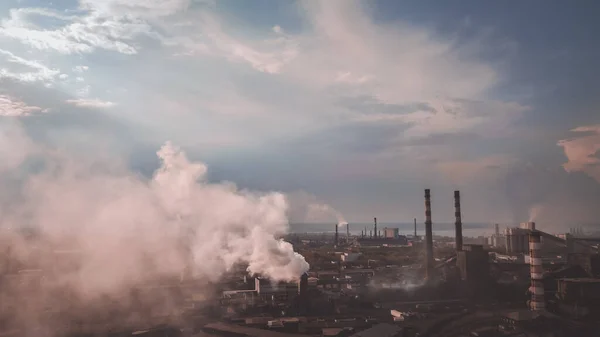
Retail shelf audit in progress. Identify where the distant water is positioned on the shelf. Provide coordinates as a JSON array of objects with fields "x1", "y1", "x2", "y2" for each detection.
[{"x1": 289, "y1": 222, "x2": 494, "y2": 238}]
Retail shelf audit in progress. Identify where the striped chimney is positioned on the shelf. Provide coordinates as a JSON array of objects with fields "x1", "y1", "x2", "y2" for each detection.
[{"x1": 529, "y1": 231, "x2": 545, "y2": 311}]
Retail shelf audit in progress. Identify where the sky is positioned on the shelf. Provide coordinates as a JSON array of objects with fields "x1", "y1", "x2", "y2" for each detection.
[{"x1": 0, "y1": 0, "x2": 599, "y2": 231}]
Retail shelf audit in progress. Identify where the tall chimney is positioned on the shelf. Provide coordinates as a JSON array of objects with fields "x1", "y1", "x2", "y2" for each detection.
[
  {"x1": 454, "y1": 191, "x2": 463, "y2": 252},
  {"x1": 347, "y1": 223, "x2": 350, "y2": 237},
  {"x1": 334, "y1": 224, "x2": 339, "y2": 247},
  {"x1": 529, "y1": 231, "x2": 545, "y2": 311},
  {"x1": 374, "y1": 217, "x2": 378, "y2": 239},
  {"x1": 414, "y1": 218, "x2": 417, "y2": 238},
  {"x1": 424, "y1": 189, "x2": 434, "y2": 280}
]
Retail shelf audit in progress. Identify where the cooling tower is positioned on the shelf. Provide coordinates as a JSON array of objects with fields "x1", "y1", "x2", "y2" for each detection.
[
  {"x1": 454, "y1": 191, "x2": 463, "y2": 252},
  {"x1": 424, "y1": 189, "x2": 434, "y2": 280},
  {"x1": 529, "y1": 231, "x2": 545, "y2": 311}
]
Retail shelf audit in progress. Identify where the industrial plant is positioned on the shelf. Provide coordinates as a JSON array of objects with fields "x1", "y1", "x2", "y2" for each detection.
[{"x1": 1, "y1": 189, "x2": 599, "y2": 337}]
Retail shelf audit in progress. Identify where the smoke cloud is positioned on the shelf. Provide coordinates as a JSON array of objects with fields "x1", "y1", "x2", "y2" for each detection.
[
  {"x1": 285, "y1": 191, "x2": 347, "y2": 226},
  {"x1": 0, "y1": 127, "x2": 308, "y2": 333},
  {"x1": 558, "y1": 125, "x2": 600, "y2": 183}
]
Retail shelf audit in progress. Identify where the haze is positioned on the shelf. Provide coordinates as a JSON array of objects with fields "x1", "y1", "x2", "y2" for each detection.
[{"x1": 1, "y1": 0, "x2": 600, "y2": 230}]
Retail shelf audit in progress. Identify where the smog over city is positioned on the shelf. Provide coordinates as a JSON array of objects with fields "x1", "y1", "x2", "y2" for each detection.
[{"x1": 0, "y1": 0, "x2": 600, "y2": 336}]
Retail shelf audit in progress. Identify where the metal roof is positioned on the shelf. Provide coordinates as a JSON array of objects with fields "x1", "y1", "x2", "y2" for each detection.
[{"x1": 350, "y1": 323, "x2": 402, "y2": 337}]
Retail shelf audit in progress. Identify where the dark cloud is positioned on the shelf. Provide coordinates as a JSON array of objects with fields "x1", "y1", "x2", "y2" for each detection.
[{"x1": 339, "y1": 95, "x2": 436, "y2": 115}]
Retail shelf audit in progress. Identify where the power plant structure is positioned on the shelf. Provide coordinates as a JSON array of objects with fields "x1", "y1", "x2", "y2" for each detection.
[
  {"x1": 413, "y1": 218, "x2": 417, "y2": 238},
  {"x1": 334, "y1": 223, "x2": 339, "y2": 247},
  {"x1": 454, "y1": 190, "x2": 463, "y2": 252},
  {"x1": 528, "y1": 231, "x2": 545, "y2": 311},
  {"x1": 373, "y1": 217, "x2": 378, "y2": 239},
  {"x1": 424, "y1": 189, "x2": 434, "y2": 281}
]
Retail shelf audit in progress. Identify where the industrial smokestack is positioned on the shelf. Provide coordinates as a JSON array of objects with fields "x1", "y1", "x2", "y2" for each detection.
[
  {"x1": 529, "y1": 231, "x2": 545, "y2": 311},
  {"x1": 299, "y1": 272, "x2": 308, "y2": 296},
  {"x1": 414, "y1": 218, "x2": 417, "y2": 238},
  {"x1": 298, "y1": 272, "x2": 309, "y2": 313},
  {"x1": 454, "y1": 190, "x2": 463, "y2": 252},
  {"x1": 424, "y1": 189, "x2": 434, "y2": 280},
  {"x1": 347, "y1": 223, "x2": 350, "y2": 237},
  {"x1": 374, "y1": 217, "x2": 377, "y2": 238},
  {"x1": 334, "y1": 223, "x2": 339, "y2": 247}
]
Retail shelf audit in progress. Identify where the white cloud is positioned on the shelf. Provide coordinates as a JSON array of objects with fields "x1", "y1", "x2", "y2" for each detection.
[
  {"x1": 73, "y1": 65, "x2": 89, "y2": 73},
  {"x1": 173, "y1": 1, "x2": 521, "y2": 141},
  {"x1": 66, "y1": 98, "x2": 116, "y2": 109},
  {"x1": 0, "y1": 6, "x2": 153, "y2": 55},
  {"x1": 0, "y1": 48, "x2": 59, "y2": 82},
  {"x1": 170, "y1": 11, "x2": 298, "y2": 74},
  {"x1": 76, "y1": 84, "x2": 90, "y2": 97},
  {"x1": 0, "y1": 94, "x2": 43, "y2": 117},
  {"x1": 558, "y1": 125, "x2": 600, "y2": 183},
  {"x1": 80, "y1": 0, "x2": 191, "y2": 17},
  {"x1": 0, "y1": 0, "x2": 529, "y2": 184}
]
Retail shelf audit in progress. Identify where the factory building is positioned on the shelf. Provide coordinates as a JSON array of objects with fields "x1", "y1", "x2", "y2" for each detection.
[
  {"x1": 340, "y1": 252, "x2": 362, "y2": 262},
  {"x1": 505, "y1": 227, "x2": 532, "y2": 254},
  {"x1": 456, "y1": 244, "x2": 490, "y2": 283},
  {"x1": 556, "y1": 278, "x2": 600, "y2": 319},
  {"x1": 255, "y1": 278, "x2": 301, "y2": 302},
  {"x1": 383, "y1": 228, "x2": 399, "y2": 239}
]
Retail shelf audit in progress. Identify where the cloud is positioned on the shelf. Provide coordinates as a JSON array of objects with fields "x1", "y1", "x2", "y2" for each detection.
[
  {"x1": 0, "y1": 94, "x2": 44, "y2": 116},
  {"x1": 72, "y1": 65, "x2": 89, "y2": 73},
  {"x1": 0, "y1": 6, "x2": 153, "y2": 55},
  {"x1": 80, "y1": 0, "x2": 192, "y2": 17},
  {"x1": 65, "y1": 98, "x2": 116, "y2": 108},
  {"x1": 170, "y1": 13, "x2": 299, "y2": 74},
  {"x1": 558, "y1": 125, "x2": 600, "y2": 182},
  {"x1": 436, "y1": 154, "x2": 518, "y2": 184},
  {"x1": 0, "y1": 49, "x2": 59, "y2": 83}
]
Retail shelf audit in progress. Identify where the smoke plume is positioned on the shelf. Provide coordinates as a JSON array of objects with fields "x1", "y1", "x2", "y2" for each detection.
[
  {"x1": 285, "y1": 191, "x2": 347, "y2": 226},
  {"x1": 0, "y1": 129, "x2": 309, "y2": 333}
]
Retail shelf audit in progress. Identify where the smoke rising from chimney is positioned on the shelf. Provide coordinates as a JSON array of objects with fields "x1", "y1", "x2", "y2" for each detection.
[
  {"x1": 528, "y1": 204, "x2": 544, "y2": 223},
  {"x1": 0, "y1": 131, "x2": 309, "y2": 332},
  {"x1": 286, "y1": 192, "x2": 347, "y2": 227}
]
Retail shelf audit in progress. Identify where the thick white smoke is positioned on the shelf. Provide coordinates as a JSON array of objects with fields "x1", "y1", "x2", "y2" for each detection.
[{"x1": 0, "y1": 132, "x2": 309, "y2": 331}]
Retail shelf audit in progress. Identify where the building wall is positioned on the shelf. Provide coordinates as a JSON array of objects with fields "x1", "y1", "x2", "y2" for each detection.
[
  {"x1": 505, "y1": 228, "x2": 531, "y2": 254},
  {"x1": 384, "y1": 228, "x2": 399, "y2": 239},
  {"x1": 457, "y1": 245, "x2": 490, "y2": 282}
]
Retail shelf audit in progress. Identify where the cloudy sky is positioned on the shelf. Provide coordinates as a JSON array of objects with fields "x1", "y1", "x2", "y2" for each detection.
[{"x1": 1, "y1": 0, "x2": 599, "y2": 229}]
